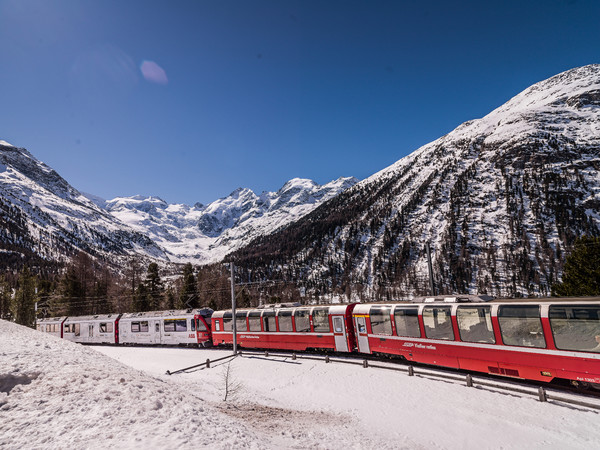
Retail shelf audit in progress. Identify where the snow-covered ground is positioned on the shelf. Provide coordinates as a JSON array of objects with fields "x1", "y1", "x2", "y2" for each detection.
[{"x1": 2, "y1": 320, "x2": 600, "y2": 449}]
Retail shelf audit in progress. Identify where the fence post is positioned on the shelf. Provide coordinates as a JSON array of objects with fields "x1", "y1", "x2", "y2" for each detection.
[
  {"x1": 363, "y1": 359, "x2": 369, "y2": 368},
  {"x1": 292, "y1": 353, "x2": 296, "y2": 360},
  {"x1": 466, "y1": 374, "x2": 473, "y2": 387},
  {"x1": 408, "y1": 365, "x2": 414, "y2": 376},
  {"x1": 265, "y1": 351, "x2": 269, "y2": 358},
  {"x1": 206, "y1": 359, "x2": 210, "y2": 369},
  {"x1": 325, "y1": 355, "x2": 330, "y2": 363},
  {"x1": 538, "y1": 386, "x2": 547, "y2": 402}
]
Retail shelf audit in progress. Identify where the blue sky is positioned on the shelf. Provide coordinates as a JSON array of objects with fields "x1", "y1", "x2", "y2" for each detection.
[{"x1": 1, "y1": 0, "x2": 599, "y2": 205}]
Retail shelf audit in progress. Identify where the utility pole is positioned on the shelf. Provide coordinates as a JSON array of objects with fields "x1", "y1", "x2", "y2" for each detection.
[
  {"x1": 230, "y1": 261, "x2": 237, "y2": 354},
  {"x1": 426, "y1": 242, "x2": 436, "y2": 296}
]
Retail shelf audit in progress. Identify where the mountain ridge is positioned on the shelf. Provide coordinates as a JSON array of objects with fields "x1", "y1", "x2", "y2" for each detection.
[{"x1": 229, "y1": 64, "x2": 600, "y2": 299}]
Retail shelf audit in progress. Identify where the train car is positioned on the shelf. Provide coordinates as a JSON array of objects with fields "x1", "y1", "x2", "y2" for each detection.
[
  {"x1": 119, "y1": 308, "x2": 213, "y2": 347},
  {"x1": 211, "y1": 303, "x2": 357, "y2": 352},
  {"x1": 63, "y1": 314, "x2": 122, "y2": 344},
  {"x1": 37, "y1": 316, "x2": 67, "y2": 338},
  {"x1": 353, "y1": 296, "x2": 600, "y2": 387}
]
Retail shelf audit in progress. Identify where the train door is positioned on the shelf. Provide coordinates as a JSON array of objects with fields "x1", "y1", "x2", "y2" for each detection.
[
  {"x1": 153, "y1": 320, "x2": 161, "y2": 344},
  {"x1": 354, "y1": 315, "x2": 370, "y2": 353},
  {"x1": 332, "y1": 315, "x2": 349, "y2": 352}
]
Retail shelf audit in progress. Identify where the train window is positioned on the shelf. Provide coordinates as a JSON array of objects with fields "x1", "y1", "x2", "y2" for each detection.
[
  {"x1": 457, "y1": 306, "x2": 495, "y2": 344},
  {"x1": 549, "y1": 305, "x2": 600, "y2": 352},
  {"x1": 191, "y1": 319, "x2": 196, "y2": 331},
  {"x1": 278, "y1": 310, "x2": 293, "y2": 332},
  {"x1": 197, "y1": 318, "x2": 207, "y2": 332},
  {"x1": 236, "y1": 312, "x2": 248, "y2": 332},
  {"x1": 263, "y1": 311, "x2": 276, "y2": 332},
  {"x1": 99, "y1": 323, "x2": 107, "y2": 333},
  {"x1": 394, "y1": 307, "x2": 420, "y2": 337},
  {"x1": 164, "y1": 320, "x2": 176, "y2": 332},
  {"x1": 370, "y1": 306, "x2": 393, "y2": 335},
  {"x1": 313, "y1": 308, "x2": 330, "y2": 333},
  {"x1": 222, "y1": 313, "x2": 232, "y2": 332},
  {"x1": 140, "y1": 321, "x2": 149, "y2": 332},
  {"x1": 155, "y1": 323, "x2": 160, "y2": 332},
  {"x1": 64, "y1": 324, "x2": 70, "y2": 333},
  {"x1": 175, "y1": 320, "x2": 187, "y2": 332},
  {"x1": 295, "y1": 310, "x2": 310, "y2": 332},
  {"x1": 248, "y1": 311, "x2": 262, "y2": 331},
  {"x1": 131, "y1": 322, "x2": 141, "y2": 332},
  {"x1": 215, "y1": 321, "x2": 221, "y2": 332},
  {"x1": 333, "y1": 317, "x2": 344, "y2": 333},
  {"x1": 498, "y1": 306, "x2": 546, "y2": 348},
  {"x1": 74, "y1": 323, "x2": 80, "y2": 336},
  {"x1": 423, "y1": 307, "x2": 454, "y2": 340}
]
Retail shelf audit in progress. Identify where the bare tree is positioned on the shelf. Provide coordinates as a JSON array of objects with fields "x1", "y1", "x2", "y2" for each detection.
[{"x1": 221, "y1": 360, "x2": 243, "y2": 402}]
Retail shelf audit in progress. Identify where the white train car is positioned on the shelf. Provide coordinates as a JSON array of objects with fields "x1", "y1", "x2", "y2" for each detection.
[
  {"x1": 119, "y1": 309, "x2": 213, "y2": 346},
  {"x1": 37, "y1": 317, "x2": 67, "y2": 338},
  {"x1": 63, "y1": 314, "x2": 121, "y2": 344}
]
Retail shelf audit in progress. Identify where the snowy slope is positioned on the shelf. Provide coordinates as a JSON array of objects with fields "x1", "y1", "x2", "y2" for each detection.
[
  {"x1": 105, "y1": 177, "x2": 358, "y2": 264},
  {"x1": 0, "y1": 143, "x2": 166, "y2": 264},
  {"x1": 3, "y1": 319, "x2": 599, "y2": 449},
  {"x1": 231, "y1": 64, "x2": 600, "y2": 298}
]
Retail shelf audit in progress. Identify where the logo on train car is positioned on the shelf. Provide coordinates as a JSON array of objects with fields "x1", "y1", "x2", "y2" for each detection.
[
  {"x1": 577, "y1": 376, "x2": 600, "y2": 384},
  {"x1": 240, "y1": 335, "x2": 260, "y2": 339},
  {"x1": 403, "y1": 342, "x2": 437, "y2": 350}
]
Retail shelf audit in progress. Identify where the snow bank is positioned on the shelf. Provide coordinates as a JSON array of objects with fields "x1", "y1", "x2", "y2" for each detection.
[
  {"x1": 0, "y1": 321, "x2": 260, "y2": 449},
  {"x1": 96, "y1": 346, "x2": 600, "y2": 450}
]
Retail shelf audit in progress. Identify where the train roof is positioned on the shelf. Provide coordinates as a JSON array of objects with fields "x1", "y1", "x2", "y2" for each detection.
[
  {"x1": 64, "y1": 314, "x2": 121, "y2": 322},
  {"x1": 212, "y1": 304, "x2": 354, "y2": 317},
  {"x1": 37, "y1": 316, "x2": 67, "y2": 323},
  {"x1": 120, "y1": 308, "x2": 213, "y2": 320},
  {"x1": 359, "y1": 295, "x2": 600, "y2": 304}
]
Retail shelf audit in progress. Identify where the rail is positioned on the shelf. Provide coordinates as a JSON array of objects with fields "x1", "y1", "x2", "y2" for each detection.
[{"x1": 235, "y1": 349, "x2": 600, "y2": 412}]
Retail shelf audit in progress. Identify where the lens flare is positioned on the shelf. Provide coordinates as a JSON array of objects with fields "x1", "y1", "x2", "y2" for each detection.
[{"x1": 141, "y1": 61, "x2": 168, "y2": 85}]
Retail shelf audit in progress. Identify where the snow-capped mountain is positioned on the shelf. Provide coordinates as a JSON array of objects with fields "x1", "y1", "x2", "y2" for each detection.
[
  {"x1": 230, "y1": 64, "x2": 600, "y2": 298},
  {"x1": 0, "y1": 142, "x2": 166, "y2": 265},
  {"x1": 104, "y1": 177, "x2": 358, "y2": 264}
]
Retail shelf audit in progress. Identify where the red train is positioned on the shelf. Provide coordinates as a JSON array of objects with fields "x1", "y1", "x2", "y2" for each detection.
[
  {"x1": 211, "y1": 296, "x2": 600, "y2": 387},
  {"x1": 37, "y1": 297, "x2": 600, "y2": 388}
]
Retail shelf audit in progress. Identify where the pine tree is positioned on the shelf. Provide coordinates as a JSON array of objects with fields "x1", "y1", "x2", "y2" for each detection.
[
  {"x1": 145, "y1": 262, "x2": 164, "y2": 310},
  {"x1": 0, "y1": 275, "x2": 12, "y2": 320},
  {"x1": 133, "y1": 282, "x2": 150, "y2": 312},
  {"x1": 179, "y1": 263, "x2": 197, "y2": 308},
  {"x1": 13, "y1": 266, "x2": 37, "y2": 327},
  {"x1": 165, "y1": 287, "x2": 176, "y2": 310},
  {"x1": 552, "y1": 236, "x2": 600, "y2": 297}
]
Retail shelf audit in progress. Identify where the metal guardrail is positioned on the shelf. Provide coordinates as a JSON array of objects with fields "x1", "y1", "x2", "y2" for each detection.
[
  {"x1": 166, "y1": 353, "x2": 238, "y2": 375},
  {"x1": 235, "y1": 349, "x2": 600, "y2": 412}
]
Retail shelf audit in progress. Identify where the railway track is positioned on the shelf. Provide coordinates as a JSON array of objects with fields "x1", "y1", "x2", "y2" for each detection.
[{"x1": 166, "y1": 347, "x2": 600, "y2": 412}]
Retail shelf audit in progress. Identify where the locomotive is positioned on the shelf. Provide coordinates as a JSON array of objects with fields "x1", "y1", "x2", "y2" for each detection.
[{"x1": 37, "y1": 296, "x2": 600, "y2": 388}]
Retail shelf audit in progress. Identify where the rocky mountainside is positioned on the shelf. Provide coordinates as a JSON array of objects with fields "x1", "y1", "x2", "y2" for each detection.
[
  {"x1": 231, "y1": 64, "x2": 600, "y2": 299},
  {"x1": 104, "y1": 177, "x2": 358, "y2": 264},
  {"x1": 0, "y1": 141, "x2": 166, "y2": 268}
]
